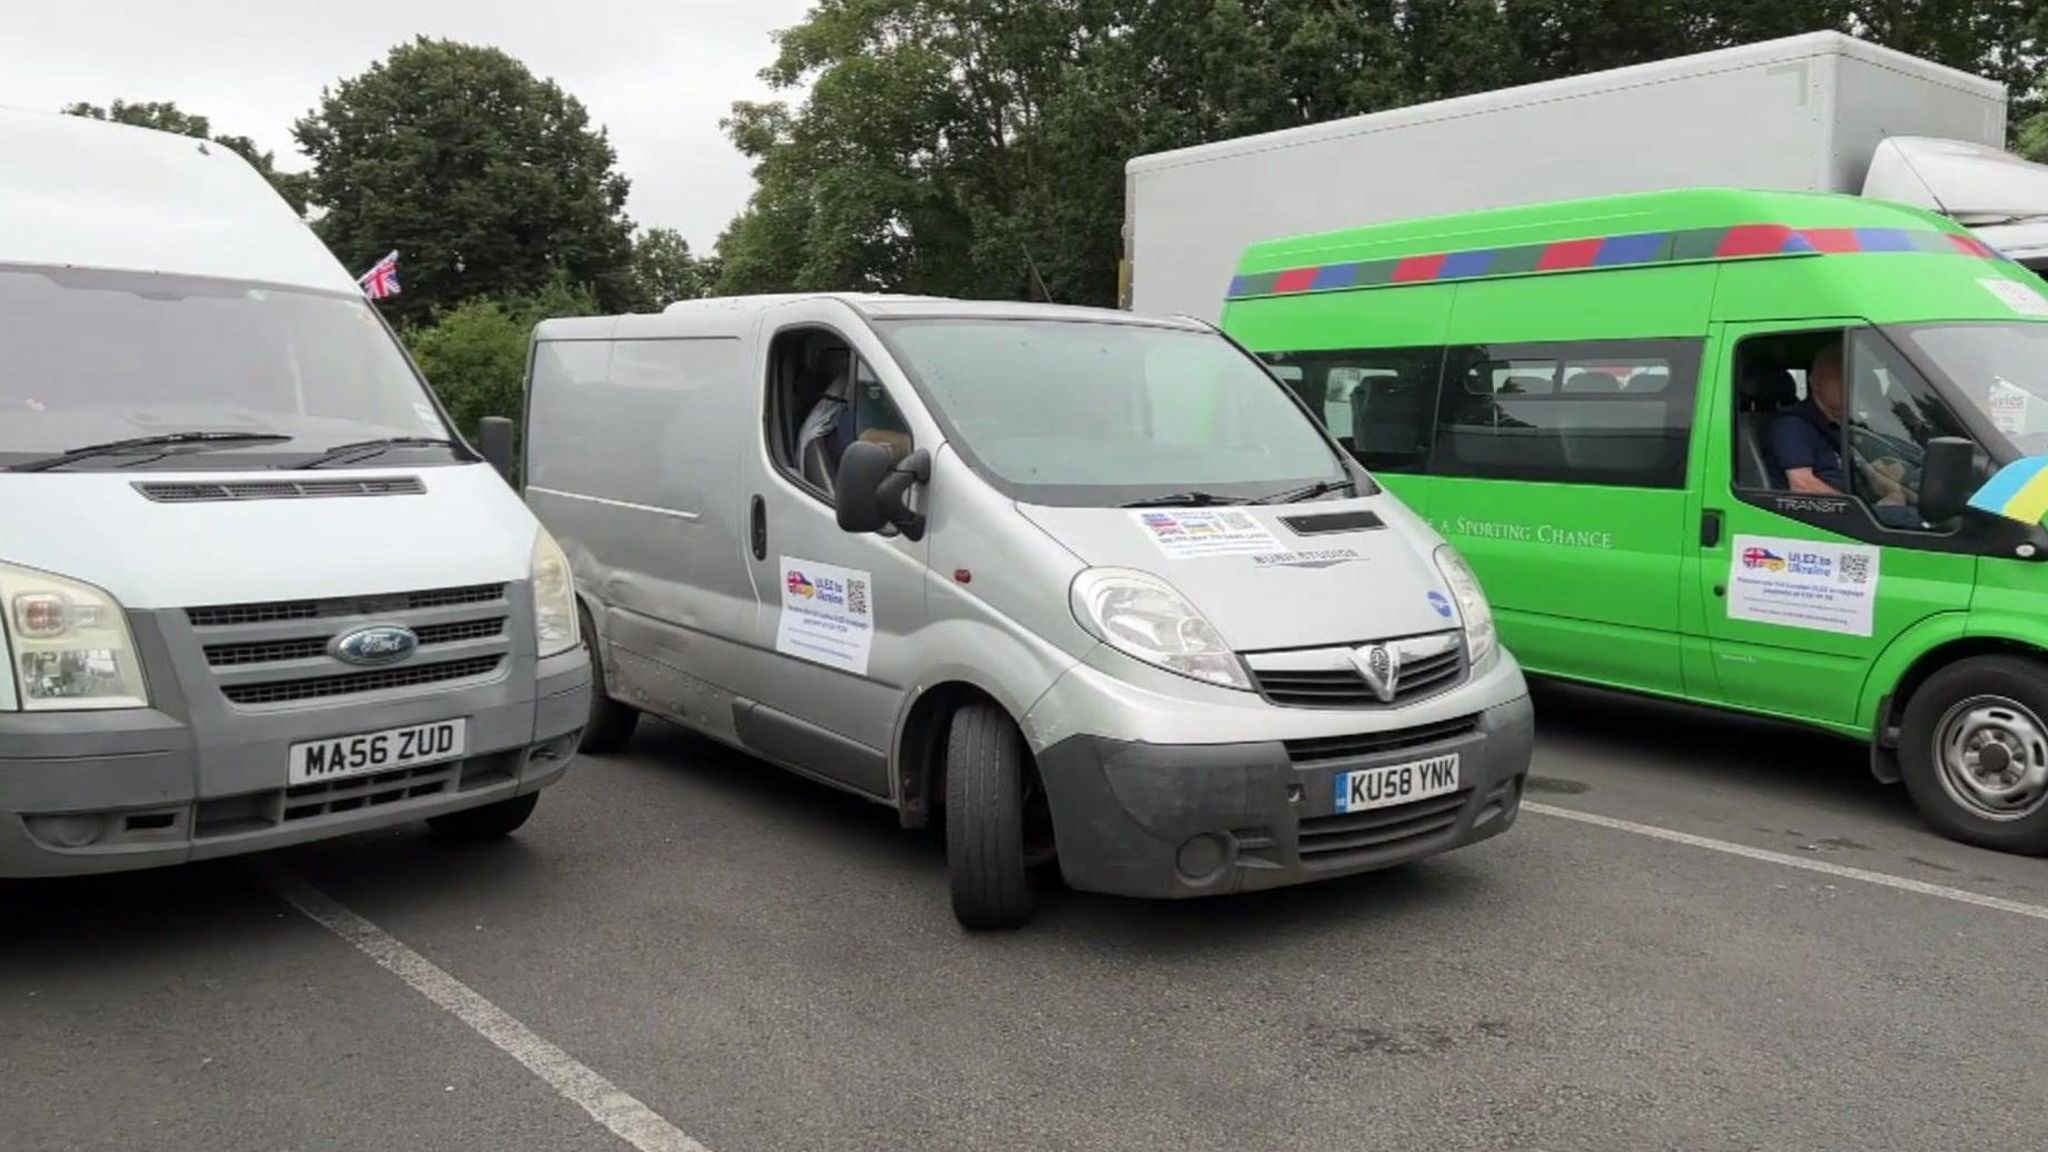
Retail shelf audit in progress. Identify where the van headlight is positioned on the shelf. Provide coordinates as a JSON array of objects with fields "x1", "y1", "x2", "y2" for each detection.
[
  {"x1": 0, "y1": 560, "x2": 150, "y2": 711},
  {"x1": 531, "y1": 528, "x2": 580, "y2": 658},
  {"x1": 1070, "y1": 568, "x2": 1251, "y2": 691},
  {"x1": 1433, "y1": 545, "x2": 1497, "y2": 671}
]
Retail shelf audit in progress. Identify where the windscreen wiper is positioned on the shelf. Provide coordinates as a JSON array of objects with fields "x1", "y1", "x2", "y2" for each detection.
[
  {"x1": 289, "y1": 436, "x2": 464, "y2": 470},
  {"x1": 1251, "y1": 478, "x2": 1358, "y2": 505},
  {"x1": 7, "y1": 431, "x2": 293, "y2": 472},
  {"x1": 1120, "y1": 490, "x2": 1249, "y2": 508}
]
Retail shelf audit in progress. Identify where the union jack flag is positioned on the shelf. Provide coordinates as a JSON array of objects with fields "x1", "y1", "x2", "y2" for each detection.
[{"x1": 357, "y1": 250, "x2": 401, "y2": 300}]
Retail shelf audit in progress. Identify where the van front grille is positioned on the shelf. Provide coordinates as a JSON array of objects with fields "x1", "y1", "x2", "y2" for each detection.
[
  {"x1": 1283, "y1": 716, "x2": 1480, "y2": 765},
  {"x1": 1245, "y1": 633, "x2": 1467, "y2": 709},
  {"x1": 283, "y1": 763, "x2": 457, "y2": 822},
  {"x1": 185, "y1": 582, "x2": 515, "y2": 708},
  {"x1": 220, "y1": 656, "x2": 503, "y2": 706},
  {"x1": 202, "y1": 617, "x2": 507, "y2": 668},
  {"x1": 1298, "y1": 790, "x2": 1471, "y2": 867},
  {"x1": 186, "y1": 584, "x2": 505, "y2": 628}
]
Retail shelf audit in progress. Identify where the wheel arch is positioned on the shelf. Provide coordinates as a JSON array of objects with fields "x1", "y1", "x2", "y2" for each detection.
[
  {"x1": 1863, "y1": 616, "x2": 2048, "y2": 783},
  {"x1": 893, "y1": 676, "x2": 1027, "y2": 829}
]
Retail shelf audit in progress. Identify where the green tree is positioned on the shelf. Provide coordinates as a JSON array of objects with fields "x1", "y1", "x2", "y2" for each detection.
[
  {"x1": 294, "y1": 38, "x2": 637, "y2": 321},
  {"x1": 716, "y1": 0, "x2": 2048, "y2": 307},
  {"x1": 631, "y1": 228, "x2": 720, "y2": 310},
  {"x1": 404, "y1": 275, "x2": 600, "y2": 450},
  {"x1": 62, "y1": 99, "x2": 310, "y2": 214}
]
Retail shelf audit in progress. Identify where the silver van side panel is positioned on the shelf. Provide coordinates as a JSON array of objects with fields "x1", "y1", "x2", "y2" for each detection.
[
  {"x1": 899, "y1": 444, "x2": 1094, "y2": 748},
  {"x1": 715, "y1": 300, "x2": 943, "y2": 793},
  {"x1": 528, "y1": 330, "x2": 760, "y2": 748}
]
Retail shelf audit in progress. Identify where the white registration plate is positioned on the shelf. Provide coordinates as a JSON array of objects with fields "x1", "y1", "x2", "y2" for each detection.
[
  {"x1": 1334, "y1": 753, "x2": 1460, "y2": 814},
  {"x1": 288, "y1": 719, "x2": 467, "y2": 785}
]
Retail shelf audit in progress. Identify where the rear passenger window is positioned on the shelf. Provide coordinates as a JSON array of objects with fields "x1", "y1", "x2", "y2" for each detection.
[
  {"x1": 1259, "y1": 347, "x2": 1442, "y2": 472},
  {"x1": 1434, "y1": 340, "x2": 1700, "y2": 488}
]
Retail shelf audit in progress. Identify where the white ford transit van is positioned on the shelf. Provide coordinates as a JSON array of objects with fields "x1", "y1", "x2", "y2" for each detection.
[
  {"x1": 526, "y1": 293, "x2": 1532, "y2": 927},
  {"x1": 0, "y1": 109, "x2": 589, "y2": 875}
]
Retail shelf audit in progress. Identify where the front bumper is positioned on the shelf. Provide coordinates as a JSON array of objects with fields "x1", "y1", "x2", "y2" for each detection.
[
  {"x1": 0, "y1": 651, "x2": 590, "y2": 878},
  {"x1": 1037, "y1": 694, "x2": 1533, "y2": 899}
]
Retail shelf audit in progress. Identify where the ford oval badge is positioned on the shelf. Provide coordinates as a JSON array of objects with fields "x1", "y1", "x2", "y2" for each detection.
[{"x1": 332, "y1": 624, "x2": 419, "y2": 666}]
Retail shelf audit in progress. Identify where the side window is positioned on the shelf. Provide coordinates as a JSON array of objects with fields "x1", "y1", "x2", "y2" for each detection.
[
  {"x1": 849, "y1": 356, "x2": 916, "y2": 461},
  {"x1": 766, "y1": 327, "x2": 919, "y2": 499},
  {"x1": 1845, "y1": 329, "x2": 1970, "y2": 529},
  {"x1": 1731, "y1": 327, "x2": 1970, "y2": 533},
  {"x1": 1258, "y1": 347, "x2": 1443, "y2": 472},
  {"x1": 1433, "y1": 339, "x2": 1700, "y2": 488},
  {"x1": 1730, "y1": 330, "x2": 1833, "y2": 493}
]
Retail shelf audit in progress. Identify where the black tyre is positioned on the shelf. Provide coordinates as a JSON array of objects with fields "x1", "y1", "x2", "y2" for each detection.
[
  {"x1": 427, "y1": 793, "x2": 540, "y2": 842},
  {"x1": 577, "y1": 602, "x2": 639, "y2": 754},
  {"x1": 1899, "y1": 655, "x2": 2048, "y2": 855},
  {"x1": 944, "y1": 703, "x2": 1040, "y2": 930}
]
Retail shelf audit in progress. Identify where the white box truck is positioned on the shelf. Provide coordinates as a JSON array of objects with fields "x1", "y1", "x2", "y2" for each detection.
[{"x1": 1124, "y1": 31, "x2": 2048, "y2": 321}]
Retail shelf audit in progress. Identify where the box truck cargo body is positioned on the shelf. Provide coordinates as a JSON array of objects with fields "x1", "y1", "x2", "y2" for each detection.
[{"x1": 1124, "y1": 32, "x2": 2048, "y2": 321}]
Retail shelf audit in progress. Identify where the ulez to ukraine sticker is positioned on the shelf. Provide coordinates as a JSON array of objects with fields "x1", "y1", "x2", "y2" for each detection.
[
  {"x1": 1132, "y1": 509, "x2": 1282, "y2": 559},
  {"x1": 776, "y1": 557, "x2": 875, "y2": 674},
  {"x1": 1726, "y1": 534, "x2": 1879, "y2": 638}
]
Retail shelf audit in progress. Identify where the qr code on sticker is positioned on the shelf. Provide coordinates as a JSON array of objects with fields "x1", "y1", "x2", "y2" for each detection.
[
  {"x1": 1838, "y1": 552, "x2": 1872, "y2": 585},
  {"x1": 847, "y1": 578, "x2": 870, "y2": 616}
]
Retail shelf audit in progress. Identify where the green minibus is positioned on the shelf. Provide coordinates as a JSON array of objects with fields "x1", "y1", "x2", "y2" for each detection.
[{"x1": 1221, "y1": 188, "x2": 2048, "y2": 853}]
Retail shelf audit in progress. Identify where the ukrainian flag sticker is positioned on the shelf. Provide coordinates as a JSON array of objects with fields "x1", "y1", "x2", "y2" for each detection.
[{"x1": 1967, "y1": 455, "x2": 2048, "y2": 524}]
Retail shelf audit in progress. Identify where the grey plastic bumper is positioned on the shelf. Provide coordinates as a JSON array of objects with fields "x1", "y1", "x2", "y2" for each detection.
[
  {"x1": 0, "y1": 652, "x2": 590, "y2": 878},
  {"x1": 1037, "y1": 694, "x2": 1533, "y2": 899}
]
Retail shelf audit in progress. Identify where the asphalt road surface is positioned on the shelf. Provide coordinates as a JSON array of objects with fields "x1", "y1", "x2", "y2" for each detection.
[{"x1": 7, "y1": 682, "x2": 2047, "y2": 1152}]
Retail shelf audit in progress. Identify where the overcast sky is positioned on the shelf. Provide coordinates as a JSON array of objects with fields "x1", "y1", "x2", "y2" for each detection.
[{"x1": 0, "y1": 0, "x2": 817, "y2": 250}]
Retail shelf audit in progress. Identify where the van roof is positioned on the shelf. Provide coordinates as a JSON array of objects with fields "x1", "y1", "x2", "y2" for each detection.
[
  {"x1": 0, "y1": 105, "x2": 352, "y2": 293},
  {"x1": 534, "y1": 292, "x2": 1210, "y2": 340},
  {"x1": 1229, "y1": 188, "x2": 2002, "y2": 304}
]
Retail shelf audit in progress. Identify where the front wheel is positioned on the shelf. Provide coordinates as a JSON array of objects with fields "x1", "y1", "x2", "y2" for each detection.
[
  {"x1": 427, "y1": 793, "x2": 540, "y2": 842},
  {"x1": 1899, "y1": 655, "x2": 2048, "y2": 855},
  {"x1": 577, "y1": 602, "x2": 640, "y2": 754},
  {"x1": 944, "y1": 703, "x2": 1042, "y2": 930}
]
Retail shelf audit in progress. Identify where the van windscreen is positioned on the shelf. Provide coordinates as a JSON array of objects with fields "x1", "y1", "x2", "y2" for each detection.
[
  {"x1": 0, "y1": 265, "x2": 454, "y2": 471},
  {"x1": 876, "y1": 318, "x2": 1349, "y2": 505},
  {"x1": 1891, "y1": 320, "x2": 2048, "y2": 459}
]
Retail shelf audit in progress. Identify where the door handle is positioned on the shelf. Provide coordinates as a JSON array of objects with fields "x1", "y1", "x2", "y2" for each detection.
[
  {"x1": 750, "y1": 496, "x2": 767, "y2": 561},
  {"x1": 1700, "y1": 508, "x2": 1724, "y2": 548}
]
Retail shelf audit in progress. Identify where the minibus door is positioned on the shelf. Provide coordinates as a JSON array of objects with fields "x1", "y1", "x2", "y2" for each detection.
[{"x1": 1695, "y1": 320, "x2": 1974, "y2": 726}]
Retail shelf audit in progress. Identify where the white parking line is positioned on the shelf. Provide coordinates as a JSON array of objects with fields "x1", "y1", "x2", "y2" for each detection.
[
  {"x1": 1527, "y1": 801, "x2": 2048, "y2": 923},
  {"x1": 260, "y1": 866, "x2": 713, "y2": 1152}
]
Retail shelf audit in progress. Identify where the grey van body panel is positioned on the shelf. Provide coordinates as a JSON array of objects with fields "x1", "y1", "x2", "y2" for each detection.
[
  {"x1": 1016, "y1": 493, "x2": 1457, "y2": 652},
  {"x1": 726, "y1": 299, "x2": 946, "y2": 767},
  {"x1": 527, "y1": 293, "x2": 1535, "y2": 898}
]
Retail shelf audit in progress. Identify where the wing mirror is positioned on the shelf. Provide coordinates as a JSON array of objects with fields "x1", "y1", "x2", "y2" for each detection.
[
  {"x1": 835, "y1": 442, "x2": 930, "y2": 540},
  {"x1": 476, "y1": 416, "x2": 516, "y2": 485},
  {"x1": 1917, "y1": 436, "x2": 1977, "y2": 524}
]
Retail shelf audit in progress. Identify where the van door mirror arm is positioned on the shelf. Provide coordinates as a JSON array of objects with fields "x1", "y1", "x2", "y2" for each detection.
[{"x1": 875, "y1": 449, "x2": 931, "y2": 541}]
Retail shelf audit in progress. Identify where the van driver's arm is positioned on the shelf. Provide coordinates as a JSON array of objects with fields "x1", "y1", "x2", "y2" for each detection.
[{"x1": 1784, "y1": 466, "x2": 1844, "y2": 495}]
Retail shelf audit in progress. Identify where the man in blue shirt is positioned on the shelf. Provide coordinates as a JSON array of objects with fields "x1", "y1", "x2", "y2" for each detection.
[{"x1": 1765, "y1": 341, "x2": 1917, "y2": 525}]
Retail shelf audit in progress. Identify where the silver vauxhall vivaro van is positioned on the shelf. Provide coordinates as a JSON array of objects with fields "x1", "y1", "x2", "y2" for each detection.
[
  {"x1": 524, "y1": 293, "x2": 1532, "y2": 927},
  {"x1": 0, "y1": 109, "x2": 590, "y2": 877}
]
